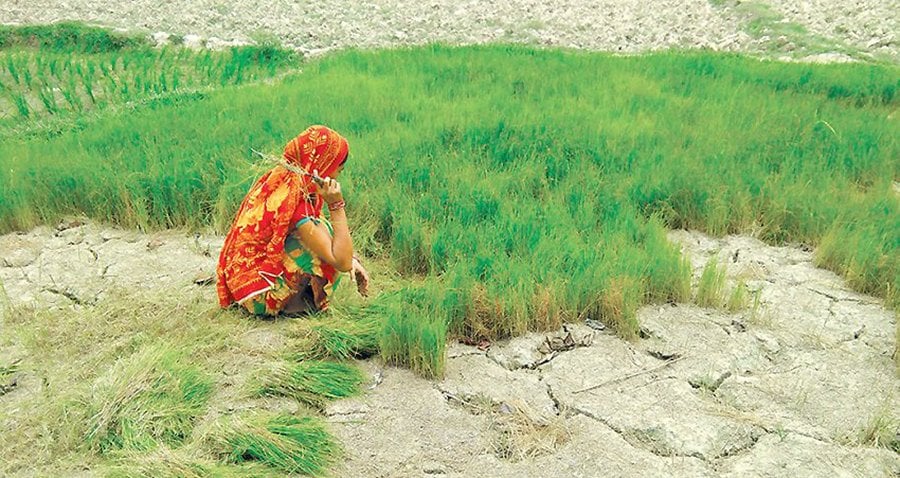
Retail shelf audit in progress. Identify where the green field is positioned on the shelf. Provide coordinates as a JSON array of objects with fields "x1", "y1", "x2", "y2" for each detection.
[{"x1": 0, "y1": 23, "x2": 898, "y2": 475}]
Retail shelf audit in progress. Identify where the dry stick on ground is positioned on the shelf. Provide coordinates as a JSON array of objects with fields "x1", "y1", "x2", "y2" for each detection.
[{"x1": 572, "y1": 356, "x2": 687, "y2": 394}]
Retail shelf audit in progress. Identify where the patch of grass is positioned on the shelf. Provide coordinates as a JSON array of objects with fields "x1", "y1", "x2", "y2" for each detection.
[
  {"x1": 490, "y1": 401, "x2": 569, "y2": 461},
  {"x1": 257, "y1": 360, "x2": 363, "y2": 409},
  {"x1": 696, "y1": 258, "x2": 727, "y2": 308},
  {"x1": 377, "y1": 291, "x2": 447, "y2": 378},
  {"x1": 103, "y1": 445, "x2": 286, "y2": 478},
  {"x1": 211, "y1": 413, "x2": 339, "y2": 476},
  {"x1": 0, "y1": 287, "x2": 342, "y2": 476},
  {"x1": 726, "y1": 279, "x2": 750, "y2": 312},
  {"x1": 86, "y1": 344, "x2": 213, "y2": 453},
  {"x1": 598, "y1": 277, "x2": 642, "y2": 341},
  {"x1": 104, "y1": 446, "x2": 213, "y2": 478},
  {"x1": 444, "y1": 393, "x2": 569, "y2": 461},
  {"x1": 288, "y1": 314, "x2": 380, "y2": 361},
  {"x1": 842, "y1": 402, "x2": 900, "y2": 453},
  {"x1": 0, "y1": 22, "x2": 147, "y2": 53}
]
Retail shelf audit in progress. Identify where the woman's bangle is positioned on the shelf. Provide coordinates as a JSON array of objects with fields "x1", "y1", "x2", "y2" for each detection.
[{"x1": 328, "y1": 200, "x2": 345, "y2": 212}]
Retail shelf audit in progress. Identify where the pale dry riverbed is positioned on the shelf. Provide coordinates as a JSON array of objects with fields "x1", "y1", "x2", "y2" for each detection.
[{"x1": 0, "y1": 222, "x2": 897, "y2": 477}]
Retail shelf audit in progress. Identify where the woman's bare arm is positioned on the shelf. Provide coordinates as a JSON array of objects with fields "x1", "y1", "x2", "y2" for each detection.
[{"x1": 296, "y1": 176, "x2": 353, "y2": 272}]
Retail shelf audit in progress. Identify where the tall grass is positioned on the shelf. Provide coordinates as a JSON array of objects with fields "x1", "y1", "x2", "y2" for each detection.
[
  {"x1": 696, "y1": 258, "x2": 728, "y2": 308},
  {"x1": 376, "y1": 291, "x2": 448, "y2": 378},
  {"x1": 0, "y1": 44, "x2": 897, "y2": 372}
]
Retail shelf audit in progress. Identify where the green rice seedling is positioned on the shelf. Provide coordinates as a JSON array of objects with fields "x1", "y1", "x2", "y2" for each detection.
[
  {"x1": 48, "y1": 57, "x2": 60, "y2": 77},
  {"x1": 37, "y1": 84, "x2": 58, "y2": 114},
  {"x1": 210, "y1": 413, "x2": 338, "y2": 476},
  {"x1": 6, "y1": 55, "x2": 20, "y2": 84},
  {"x1": 62, "y1": 76, "x2": 82, "y2": 110},
  {"x1": 598, "y1": 277, "x2": 643, "y2": 341},
  {"x1": 21, "y1": 59, "x2": 32, "y2": 86},
  {"x1": 80, "y1": 66, "x2": 96, "y2": 104},
  {"x1": 257, "y1": 360, "x2": 363, "y2": 409},
  {"x1": 86, "y1": 343, "x2": 213, "y2": 453},
  {"x1": 726, "y1": 279, "x2": 750, "y2": 312},
  {"x1": 377, "y1": 293, "x2": 448, "y2": 378},
  {"x1": 11, "y1": 92, "x2": 29, "y2": 118},
  {"x1": 696, "y1": 258, "x2": 727, "y2": 308},
  {"x1": 289, "y1": 315, "x2": 381, "y2": 361},
  {"x1": 747, "y1": 287, "x2": 769, "y2": 326},
  {"x1": 104, "y1": 446, "x2": 213, "y2": 478}
]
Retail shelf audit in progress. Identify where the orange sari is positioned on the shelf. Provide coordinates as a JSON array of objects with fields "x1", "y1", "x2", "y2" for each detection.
[{"x1": 216, "y1": 125, "x2": 349, "y2": 314}]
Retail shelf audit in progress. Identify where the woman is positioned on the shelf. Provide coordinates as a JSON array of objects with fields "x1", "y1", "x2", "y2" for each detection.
[{"x1": 217, "y1": 125, "x2": 369, "y2": 316}]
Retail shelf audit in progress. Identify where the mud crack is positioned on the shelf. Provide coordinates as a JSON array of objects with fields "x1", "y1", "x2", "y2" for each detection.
[
  {"x1": 42, "y1": 287, "x2": 94, "y2": 306},
  {"x1": 545, "y1": 381, "x2": 563, "y2": 415}
]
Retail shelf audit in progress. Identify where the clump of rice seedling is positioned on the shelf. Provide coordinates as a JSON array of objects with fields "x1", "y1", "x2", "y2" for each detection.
[
  {"x1": 209, "y1": 413, "x2": 338, "y2": 476},
  {"x1": 86, "y1": 343, "x2": 213, "y2": 453},
  {"x1": 726, "y1": 279, "x2": 750, "y2": 312},
  {"x1": 257, "y1": 360, "x2": 363, "y2": 409},
  {"x1": 104, "y1": 446, "x2": 212, "y2": 478},
  {"x1": 597, "y1": 277, "x2": 642, "y2": 341},
  {"x1": 696, "y1": 258, "x2": 727, "y2": 308},
  {"x1": 288, "y1": 315, "x2": 380, "y2": 361},
  {"x1": 378, "y1": 297, "x2": 447, "y2": 379}
]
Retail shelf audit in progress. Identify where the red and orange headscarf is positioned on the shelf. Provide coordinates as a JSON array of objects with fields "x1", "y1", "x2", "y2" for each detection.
[{"x1": 216, "y1": 126, "x2": 349, "y2": 307}]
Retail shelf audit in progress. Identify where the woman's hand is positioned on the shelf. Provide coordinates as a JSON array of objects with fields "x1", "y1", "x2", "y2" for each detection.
[
  {"x1": 352, "y1": 257, "x2": 370, "y2": 297},
  {"x1": 313, "y1": 169, "x2": 343, "y2": 205}
]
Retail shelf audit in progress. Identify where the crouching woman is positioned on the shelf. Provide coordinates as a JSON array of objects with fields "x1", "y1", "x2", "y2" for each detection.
[{"x1": 216, "y1": 125, "x2": 369, "y2": 316}]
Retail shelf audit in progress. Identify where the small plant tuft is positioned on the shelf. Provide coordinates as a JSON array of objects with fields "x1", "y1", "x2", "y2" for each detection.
[
  {"x1": 726, "y1": 279, "x2": 750, "y2": 312},
  {"x1": 696, "y1": 258, "x2": 727, "y2": 308}
]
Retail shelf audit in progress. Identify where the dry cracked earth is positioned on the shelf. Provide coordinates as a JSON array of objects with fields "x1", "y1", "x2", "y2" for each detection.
[
  {"x1": 1, "y1": 1, "x2": 899, "y2": 475},
  {"x1": 0, "y1": 223, "x2": 897, "y2": 477}
]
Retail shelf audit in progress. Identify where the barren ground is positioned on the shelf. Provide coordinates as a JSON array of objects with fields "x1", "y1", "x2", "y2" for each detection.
[{"x1": 1, "y1": 223, "x2": 897, "y2": 477}]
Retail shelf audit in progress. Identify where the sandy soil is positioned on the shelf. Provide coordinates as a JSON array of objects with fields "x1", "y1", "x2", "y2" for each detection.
[
  {"x1": 0, "y1": 222, "x2": 897, "y2": 477},
  {"x1": 1, "y1": 0, "x2": 897, "y2": 60}
]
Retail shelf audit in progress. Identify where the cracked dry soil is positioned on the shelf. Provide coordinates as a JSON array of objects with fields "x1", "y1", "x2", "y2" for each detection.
[
  {"x1": 1, "y1": 223, "x2": 898, "y2": 477},
  {"x1": 325, "y1": 230, "x2": 899, "y2": 477}
]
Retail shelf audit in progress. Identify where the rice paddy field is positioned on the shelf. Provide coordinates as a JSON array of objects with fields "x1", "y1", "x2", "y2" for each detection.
[{"x1": 0, "y1": 22, "x2": 898, "y2": 476}]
